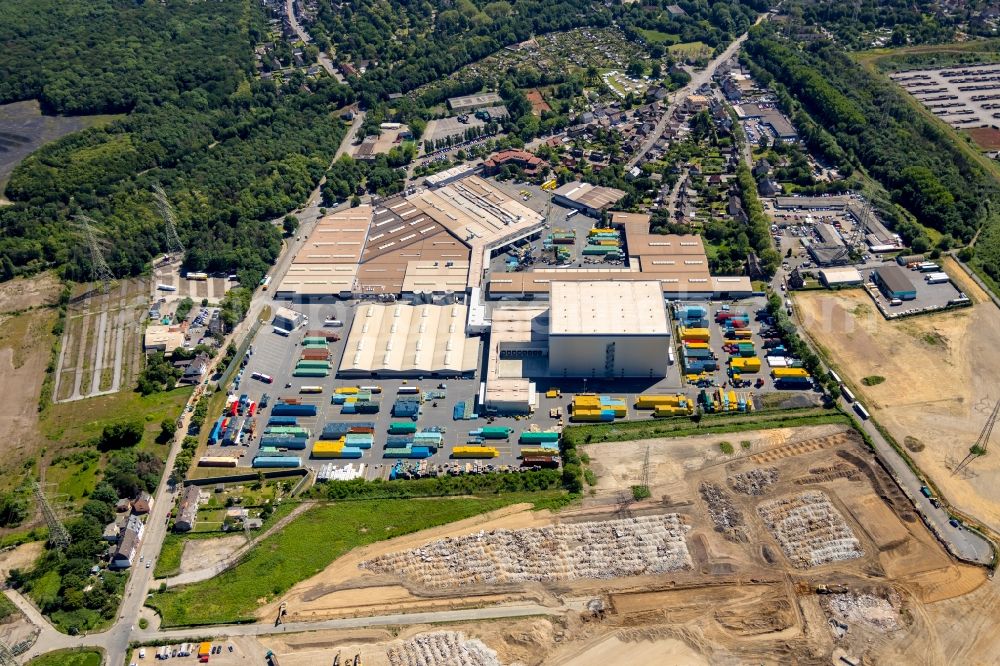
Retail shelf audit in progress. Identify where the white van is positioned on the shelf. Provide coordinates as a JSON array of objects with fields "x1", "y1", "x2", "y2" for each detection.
[
  {"x1": 323, "y1": 319, "x2": 343, "y2": 327},
  {"x1": 889, "y1": 298, "x2": 902, "y2": 306}
]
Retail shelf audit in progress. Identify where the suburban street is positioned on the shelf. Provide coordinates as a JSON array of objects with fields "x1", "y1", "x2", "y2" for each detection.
[
  {"x1": 626, "y1": 14, "x2": 766, "y2": 170},
  {"x1": 284, "y1": 0, "x2": 345, "y2": 83}
]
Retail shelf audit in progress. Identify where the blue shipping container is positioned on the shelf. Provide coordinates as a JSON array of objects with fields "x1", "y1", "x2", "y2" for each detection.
[
  {"x1": 267, "y1": 416, "x2": 298, "y2": 426},
  {"x1": 271, "y1": 403, "x2": 318, "y2": 417}
]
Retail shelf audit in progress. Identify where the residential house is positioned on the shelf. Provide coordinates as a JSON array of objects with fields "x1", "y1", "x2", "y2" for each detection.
[
  {"x1": 133, "y1": 491, "x2": 154, "y2": 515},
  {"x1": 110, "y1": 515, "x2": 144, "y2": 569},
  {"x1": 115, "y1": 498, "x2": 132, "y2": 513},
  {"x1": 174, "y1": 485, "x2": 202, "y2": 532},
  {"x1": 102, "y1": 522, "x2": 121, "y2": 543},
  {"x1": 181, "y1": 353, "x2": 211, "y2": 385}
]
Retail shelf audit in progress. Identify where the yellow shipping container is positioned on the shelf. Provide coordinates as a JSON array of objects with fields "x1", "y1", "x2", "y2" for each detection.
[
  {"x1": 335, "y1": 387, "x2": 359, "y2": 395},
  {"x1": 654, "y1": 404, "x2": 692, "y2": 416},
  {"x1": 731, "y1": 329, "x2": 753, "y2": 339},
  {"x1": 730, "y1": 357, "x2": 761, "y2": 372},
  {"x1": 453, "y1": 446, "x2": 499, "y2": 458},
  {"x1": 679, "y1": 327, "x2": 710, "y2": 341},
  {"x1": 636, "y1": 394, "x2": 686, "y2": 408},
  {"x1": 772, "y1": 367, "x2": 810, "y2": 378},
  {"x1": 683, "y1": 341, "x2": 710, "y2": 349}
]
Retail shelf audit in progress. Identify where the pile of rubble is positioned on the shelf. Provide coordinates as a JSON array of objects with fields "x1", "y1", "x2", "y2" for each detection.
[
  {"x1": 757, "y1": 491, "x2": 863, "y2": 568},
  {"x1": 700, "y1": 482, "x2": 749, "y2": 542},
  {"x1": 728, "y1": 467, "x2": 779, "y2": 495},
  {"x1": 387, "y1": 632, "x2": 502, "y2": 666},
  {"x1": 361, "y1": 515, "x2": 692, "y2": 587},
  {"x1": 823, "y1": 591, "x2": 901, "y2": 633}
]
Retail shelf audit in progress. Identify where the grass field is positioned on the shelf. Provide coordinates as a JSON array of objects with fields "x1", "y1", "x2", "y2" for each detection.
[
  {"x1": 562, "y1": 407, "x2": 846, "y2": 446},
  {"x1": 26, "y1": 649, "x2": 103, "y2": 666},
  {"x1": 669, "y1": 41, "x2": 711, "y2": 59},
  {"x1": 149, "y1": 494, "x2": 562, "y2": 626},
  {"x1": 36, "y1": 386, "x2": 192, "y2": 502},
  {"x1": 637, "y1": 29, "x2": 679, "y2": 45}
]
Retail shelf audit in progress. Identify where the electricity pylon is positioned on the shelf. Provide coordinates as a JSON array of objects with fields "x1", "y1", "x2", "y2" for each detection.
[
  {"x1": 954, "y1": 399, "x2": 1000, "y2": 475},
  {"x1": 152, "y1": 184, "x2": 185, "y2": 257},
  {"x1": 74, "y1": 214, "x2": 115, "y2": 294},
  {"x1": 32, "y1": 482, "x2": 71, "y2": 550}
]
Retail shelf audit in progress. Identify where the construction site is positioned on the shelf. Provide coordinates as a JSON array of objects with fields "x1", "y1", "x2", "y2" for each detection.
[
  {"x1": 239, "y1": 420, "x2": 990, "y2": 665},
  {"x1": 793, "y1": 264, "x2": 1000, "y2": 534}
]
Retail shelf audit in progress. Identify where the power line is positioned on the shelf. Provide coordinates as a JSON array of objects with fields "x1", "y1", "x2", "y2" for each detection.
[
  {"x1": 74, "y1": 214, "x2": 115, "y2": 294},
  {"x1": 32, "y1": 482, "x2": 70, "y2": 550},
  {"x1": 954, "y1": 399, "x2": 1000, "y2": 475},
  {"x1": 152, "y1": 184, "x2": 185, "y2": 257}
]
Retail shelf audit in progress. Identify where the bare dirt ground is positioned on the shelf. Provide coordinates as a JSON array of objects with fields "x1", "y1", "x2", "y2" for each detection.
[
  {"x1": 244, "y1": 423, "x2": 989, "y2": 666},
  {"x1": 54, "y1": 277, "x2": 148, "y2": 401},
  {"x1": 793, "y1": 282, "x2": 1000, "y2": 533},
  {"x1": 0, "y1": 542, "x2": 43, "y2": 580},
  {"x1": 177, "y1": 535, "x2": 246, "y2": 575},
  {"x1": 0, "y1": 272, "x2": 60, "y2": 314},
  {"x1": 0, "y1": 307, "x2": 56, "y2": 468}
]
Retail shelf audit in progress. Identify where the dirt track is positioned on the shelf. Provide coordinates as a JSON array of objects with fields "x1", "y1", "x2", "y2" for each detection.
[
  {"x1": 794, "y1": 276, "x2": 1000, "y2": 533},
  {"x1": 248, "y1": 423, "x2": 987, "y2": 666}
]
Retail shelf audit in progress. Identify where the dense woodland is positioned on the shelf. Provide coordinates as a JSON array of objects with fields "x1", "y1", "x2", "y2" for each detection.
[
  {"x1": 0, "y1": 0, "x2": 353, "y2": 287},
  {"x1": 789, "y1": 0, "x2": 997, "y2": 49},
  {"x1": 744, "y1": 27, "x2": 1000, "y2": 284}
]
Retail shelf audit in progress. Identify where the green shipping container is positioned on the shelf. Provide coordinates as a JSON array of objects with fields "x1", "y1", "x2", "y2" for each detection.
[
  {"x1": 301, "y1": 342, "x2": 329, "y2": 349},
  {"x1": 293, "y1": 368, "x2": 329, "y2": 377},
  {"x1": 481, "y1": 426, "x2": 511, "y2": 439},
  {"x1": 519, "y1": 431, "x2": 560, "y2": 443},
  {"x1": 296, "y1": 360, "x2": 332, "y2": 369},
  {"x1": 266, "y1": 427, "x2": 309, "y2": 436},
  {"x1": 389, "y1": 422, "x2": 418, "y2": 434},
  {"x1": 302, "y1": 337, "x2": 328, "y2": 346}
]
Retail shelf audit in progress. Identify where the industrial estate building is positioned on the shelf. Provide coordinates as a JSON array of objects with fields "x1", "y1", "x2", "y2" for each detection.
[
  {"x1": 819, "y1": 267, "x2": 863, "y2": 287},
  {"x1": 143, "y1": 325, "x2": 185, "y2": 355},
  {"x1": 487, "y1": 212, "x2": 752, "y2": 299},
  {"x1": 548, "y1": 281, "x2": 670, "y2": 379},
  {"x1": 338, "y1": 302, "x2": 479, "y2": 377},
  {"x1": 873, "y1": 266, "x2": 917, "y2": 300},
  {"x1": 552, "y1": 181, "x2": 626, "y2": 216},
  {"x1": 481, "y1": 281, "x2": 672, "y2": 413}
]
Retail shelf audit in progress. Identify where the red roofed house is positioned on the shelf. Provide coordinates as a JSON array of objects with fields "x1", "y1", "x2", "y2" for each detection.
[{"x1": 483, "y1": 149, "x2": 545, "y2": 177}]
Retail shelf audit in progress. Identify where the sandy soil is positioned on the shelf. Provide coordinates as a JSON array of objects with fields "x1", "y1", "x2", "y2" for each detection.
[
  {"x1": 242, "y1": 422, "x2": 992, "y2": 666},
  {"x1": 794, "y1": 286, "x2": 1000, "y2": 532},
  {"x1": 265, "y1": 503, "x2": 556, "y2": 622},
  {"x1": 0, "y1": 542, "x2": 43, "y2": 580},
  {"x1": 0, "y1": 272, "x2": 60, "y2": 314},
  {"x1": 178, "y1": 535, "x2": 246, "y2": 575},
  {"x1": 0, "y1": 308, "x2": 55, "y2": 466},
  {"x1": 583, "y1": 423, "x2": 847, "y2": 498},
  {"x1": 556, "y1": 634, "x2": 708, "y2": 665}
]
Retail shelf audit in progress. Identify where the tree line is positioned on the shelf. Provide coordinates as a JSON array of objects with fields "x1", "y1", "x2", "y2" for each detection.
[{"x1": 744, "y1": 28, "x2": 1000, "y2": 284}]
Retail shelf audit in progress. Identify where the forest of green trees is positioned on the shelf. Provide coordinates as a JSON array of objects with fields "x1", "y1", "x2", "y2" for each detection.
[
  {"x1": 0, "y1": 0, "x2": 353, "y2": 287},
  {"x1": 744, "y1": 27, "x2": 1000, "y2": 285}
]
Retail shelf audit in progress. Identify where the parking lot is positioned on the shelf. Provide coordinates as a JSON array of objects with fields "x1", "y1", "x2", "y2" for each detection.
[
  {"x1": 672, "y1": 297, "x2": 816, "y2": 398},
  {"x1": 860, "y1": 265, "x2": 969, "y2": 318},
  {"x1": 203, "y1": 298, "x2": 563, "y2": 479},
  {"x1": 891, "y1": 63, "x2": 1000, "y2": 130}
]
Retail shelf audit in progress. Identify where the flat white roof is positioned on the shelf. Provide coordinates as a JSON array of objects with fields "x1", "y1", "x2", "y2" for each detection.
[
  {"x1": 338, "y1": 303, "x2": 478, "y2": 375},
  {"x1": 549, "y1": 281, "x2": 668, "y2": 336}
]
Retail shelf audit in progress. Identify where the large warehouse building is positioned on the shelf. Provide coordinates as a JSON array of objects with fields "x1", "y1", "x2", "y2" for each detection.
[
  {"x1": 548, "y1": 281, "x2": 670, "y2": 378},
  {"x1": 338, "y1": 302, "x2": 480, "y2": 377},
  {"x1": 873, "y1": 266, "x2": 917, "y2": 301}
]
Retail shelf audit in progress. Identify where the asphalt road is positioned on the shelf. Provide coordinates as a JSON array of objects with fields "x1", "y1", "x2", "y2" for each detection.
[
  {"x1": 627, "y1": 16, "x2": 764, "y2": 170},
  {"x1": 284, "y1": 0, "x2": 346, "y2": 83}
]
